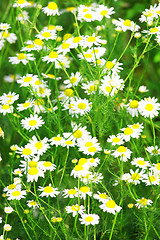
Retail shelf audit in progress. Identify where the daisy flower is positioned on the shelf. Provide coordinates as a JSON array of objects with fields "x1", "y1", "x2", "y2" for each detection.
[
  {"x1": 113, "y1": 18, "x2": 140, "y2": 32},
  {"x1": 0, "y1": 23, "x2": 11, "y2": 31},
  {"x1": 70, "y1": 164, "x2": 90, "y2": 179},
  {"x1": 112, "y1": 146, "x2": 132, "y2": 162},
  {"x1": 99, "y1": 199, "x2": 122, "y2": 214},
  {"x1": 70, "y1": 98, "x2": 92, "y2": 116},
  {"x1": 4, "y1": 74, "x2": 20, "y2": 83},
  {"x1": 42, "y1": 2, "x2": 59, "y2": 16},
  {"x1": 0, "y1": 92, "x2": 19, "y2": 105},
  {"x1": 28, "y1": 136, "x2": 50, "y2": 156},
  {"x1": 13, "y1": 0, "x2": 31, "y2": 8},
  {"x1": 62, "y1": 188, "x2": 78, "y2": 198},
  {"x1": 77, "y1": 9, "x2": 97, "y2": 22},
  {"x1": 21, "y1": 114, "x2": 44, "y2": 132},
  {"x1": 135, "y1": 198, "x2": 153, "y2": 208},
  {"x1": 151, "y1": 163, "x2": 160, "y2": 174},
  {"x1": 131, "y1": 157, "x2": 151, "y2": 169},
  {"x1": 27, "y1": 167, "x2": 44, "y2": 182},
  {"x1": 65, "y1": 204, "x2": 85, "y2": 217},
  {"x1": 3, "y1": 224, "x2": 12, "y2": 231},
  {"x1": 125, "y1": 99, "x2": 139, "y2": 117},
  {"x1": 12, "y1": 168, "x2": 23, "y2": 177},
  {"x1": 103, "y1": 59, "x2": 123, "y2": 74},
  {"x1": 9, "y1": 53, "x2": 35, "y2": 65},
  {"x1": 17, "y1": 99, "x2": 34, "y2": 111},
  {"x1": 36, "y1": 30, "x2": 57, "y2": 41},
  {"x1": 120, "y1": 125, "x2": 141, "y2": 142},
  {"x1": 7, "y1": 189, "x2": 27, "y2": 200},
  {"x1": 78, "y1": 49, "x2": 95, "y2": 63},
  {"x1": 0, "y1": 31, "x2": 17, "y2": 44},
  {"x1": 27, "y1": 200, "x2": 39, "y2": 208},
  {"x1": 142, "y1": 171, "x2": 160, "y2": 186},
  {"x1": 64, "y1": 72, "x2": 82, "y2": 88},
  {"x1": 78, "y1": 137, "x2": 102, "y2": 156},
  {"x1": 72, "y1": 123, "x2": 90, "y2": 141},
  {"x1": 79, "y1": 214, "x2": 99, "y2": 225},
  {"x1": 82, "y1": 81, "x2": 99, "y2": 95},
  {"x1": 62, "y1": 132, "x2": 76, "y2": 148},
  {"x1": 38, "y1": 161, "x2": 56, "y2": 172},
  {"x1": 0, "y1": 104, "x2": 13, "y2": 115},
  {"x1": 138, "y1": 97, "x2": 160, "y2": 119},
  {"x1": 129, "y1": 169, "x2": 145, "y2": 185},
  {"x1": 4, "y1": 206, "x2": 14, "y2": 214},
  {"x1": 96, "y1": 5, "x2": 115, "y2": 20},
  {"x1": 146, "y1": 145, "x2": 160, "y2": 155},
  {"x1": 138, "y1": 85, "x2": 149, "y2": 93},
  {"x1": 93, "y1": 191, "x2": 108, "y2": 203},
  {"x1": 83, "y1": 33, "x2": 103, "y2": 48},
  {"x1": 107, "y1": 134, "x2": 124, "y2": 146},
  {"x1": 79, "y1": 186, "x2": 92, "y2": 200},
  {"x1": 42, "y1": 51, "x2": 64, "y2": 64},
  {"x1": 38, "y1": 184, "x2": 60, "y2": 197},
  {"x1": 16, "y1": 10, "x2": 29, "y2": 23},
  {"x1": 17, "y1": 74, "x2": 38, "y2": 87},
  {"x1": 49, "y1": 135, "x2": 65, "y2": 147}
]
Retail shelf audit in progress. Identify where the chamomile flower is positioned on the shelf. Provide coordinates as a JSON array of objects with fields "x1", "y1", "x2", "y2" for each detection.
[
  {"x1": 12, "y1": 168, "x2": 23, "y2": 177},
  {"x1": 27, "y1": 167, "x2": 44, "y2": 182},
  {"x1": 42, "y1": 51, "x2": 63, "y2": 64},
  {"x1": 0, "y1": 30, "x2": 17, "y2": 44},
  {"x1": 17, "y1": 74, "x2": 38, "y2": 87},
  {"x1": 131, "y1": 157, "x2": 151, "y2": 169},
  {"x1": 36, "y1": 30, "x2": 57, "y2": 41},
  {"x1": 146, "y1": 145, "x2": 160, "y2": 155},
  {"x1": 28, "y1": 136, "x2": 50, "y2": 156},
  {"x1": 103, "y1": 59, "x2": 123, "y2": 74},
  {"x1": 77, "y1": 8, "x2": 97, "y2": 22},
  {"x1": 151, "y1": 163, "x2": 160, "y2": 174},
  {"x1": 0, "y1": 104, "x2": 13, "y2": 115},
  {"x1": 139, "y1": 97, "x2": 160, "y2": 119},
  {"x1": 120, "y1": 125, "x2": 141, "y2": 142},
  {"x1": 49, "y1": 135, "x2": 65, "y2": 147},
  {"x1": 62, "y1": 132, "x2": 76, "y2": 148},
  {"x1": 7, "y1": 189, "x2": 27, "y2": 200},
  {"x1": 129, "y1": 169, "x2": 145, "y2": 185},
  {"x1": 83, "y1": 34, "x2": 103, "y2": 48},
  {"x1": 64, "y1": 72, "x2": 82, "y2": 88},
  {"x1": 143, "y1": 26, "x2": 160, "y2": 35},
  {"x1": 135, "y1": 198, "x2": 153, "y2": 208},
  {"x1": 38, "y1": 184, "x2": 60, "y2": 197},
  {"x1": 3, "y1": 183, "x2": 21, "y2": 193},
  {"x1": 17, "y1": 99, "x2": 34, "y2": 111},
  {"x1": 42, "y1": 2, "x2": 59, "y2": 16},
  {"x1": 4, "y1": 206, "x2": 14, "y2": 214},
  {"x1": 96, "y1": 5, "x2": 115, "y2": 20},
  {"x1": 72, "y1": 123, "x2": 90, "y2": 141},
  {"x1": 27, "y1": 200, "x2": 39, "y2": 208},
  {"x1": 62, "y1": 188, "x2": 78, "y2": 198},
  {"x1": 4, "y1": 74, "x2": 20, "y2": 83},
  {"x1": 79, "y1": 214, "x2": 99, "y2": 225},
  {"x1": 93, "y1": 191, "x2": 108, "y2": 203},
  {"x1": 112, "y1": 146, "x2": 132, "y2": 162},
  {"x1": 70, "y1": 98, "x2": 92, "y2": 116},
  {"x1": 79, "y1": 186, "x2": 92, "y2": 200},
  {"x1": 0, "y1": 92, "x2": 19, "y2": 105},
  {"x1": 138, "y1": 85, "x2": 149, "y2": 93},
  {"x1": 9, "y1": 53, "x2": 35, "y2": 65},
  {"x1": 33, "y1": 98, "x2": 46, "y2": 114},
  {"x1": 142, "y1": 171, "x2": 160, "y2": 186},
  {"x1": 3, "y1": 224, "x2": 12, "y2": 231},
  {"x1": 65, "y1": 204, "x2": 85, "y2": 217},
  {"x1": 70, "y1": 164, "x2": 90, "y2": 178},
  {"x1": 0, "y1": 23, "x2": 11, "y2": 31},
  {"x1": 78, "y1": 137, "x2": 102, "y2": 156},
  {"x1": 82, "y1": 81, "x2": 99, "y2": 95},
  {"x1": 113, "y1": 18, "x2": 140, "y2": 32},
  {"x1": 13, "y1": 0, "x2": 31, "y2": 8},
  {"x1": 21, "y1": 114, "x2": 44, "y2": 132},
  {"x1": 38, "y1": 161, "x2": 56, "y2": 172},
  {"x1": 99, "y1": 199, "x2": 122, "y2": 214},
  {"x1": 78, "y1": 49, "x2": 95, "y2": 63},
  {"x1": 107, "y1": 134, "x2": 124, "y2": 146},
  {"x1": 125, "y1": 99, "x2": 139, "y2": 117},
  {"x1": 16, "y1": 10, "x2": 29, "y2": 23}
]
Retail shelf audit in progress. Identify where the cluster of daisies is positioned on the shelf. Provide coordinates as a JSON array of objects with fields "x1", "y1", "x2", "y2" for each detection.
[{"x1": 1, "y1": 0, "x2": 160, "y2": 238}]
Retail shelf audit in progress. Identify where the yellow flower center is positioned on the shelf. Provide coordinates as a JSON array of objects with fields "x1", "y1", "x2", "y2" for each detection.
[
  {"x1": 53, "y1": 137, "x2": 62, "y2": 141},
  {"x1": 69, "y1": 103, "x2": 74, "y2": 109},
  {"x1": 73, "y1": 130, "x2": 82, "y2": 138},
  {"x1": 84, "y1": 53, "x2": 92, "y2": 58},
  {"x1": 139, "y1": 198, "x2": 147, "y2": 205},
  {"x1": 28, "y1": 167, "x2": 38, "y2": 175},
  {"x1": 106, "y1": 200, "x2": 116, "y2": 208},
  {"x1": 27, "y1": 44, "x2": 35, "y2": 48},
  {"x1": 30, "y1": 201, "x2": 37, "y2": 206},
  {"x1": 150, "y1": 27, "x2": 158, "y2": 33},
  {"x1": 129, "y1": 100, "x2": 139, "y2": 108},
  {"x1": 29, "y1": 161, "x2": 38, "y2": 168},
  {"x1": 35, "y1": 141, "x2": 43, "y2": 150},
  {"x1": 137, "y1": 160, "x2": 145, "y2": 165},
  {"x1": 65, "y1": 140, "x2": 73, "y2": 145},
  {"x1": 48, "y1": 2, "x2": 58, "y2": 10},
  {"x1": 105, "y1": 61, "x2": 114, "y2": 69},
  {"x1": 22, "y1": 148, "x2": 32, "y2": 155},
  {"x1": 149, "y1": 176, "x2": 156, "y2": 182},
  {"x1": 43, "y1": 162, "x2": 52, "y2": 167},
  {"x1": 23, "y1": 102, "x2": 30, "y2": 108},
  {"x1": 49, "y1": 51, "x2": 58, "y2": 58},
  {"x1": 132, "y1": 124, "x2": 139, "y2": 129},
  {"x1": 70, "y1": 77, "x2": 77, "y2": 84},
  {"x1": 8, "y1": 184, "x2": 16, "y2": 190},
  {"x1": 34, "y1": 80, "x2": 42, "y2": 85},
  {"x1": 64, "y1": 89, "x2": 74, "y2": 97},
  {"x1": 117, "y1": 146, "x2": 127, "y2": 153},
  {"x1": 74, "y1": 165, "x2": 84, "y2": 171},
  {"x1": 85, "y1": 142, "x2": 93, "y2": 147},
  {"x1": 23, "y1": 77, "x2": 32, "y2": 82},
  {"x1": 78, "y1": 103, "x2": 86, "y2": 109},
  {"x1": 2, "y1": 31, "x2": 10, "y2": 38},
  {"x1": 68, "y1": 189, "x2": 77, "y2": 195},
  {"x1": 62, "y1": 42, "x2": 70, "y2": 49},
  {"x1": 73, "y1": 36, "x2": 82, "y2": 43},
  {"x1": 145, "y1": 104, "x2": 153, "y2": 111},
  {"x1": 85, "y1": 216, "x2": 93, "y2": 222},
  {"x1": 99, "y1": 193, "x2": 107, "y2": 199},
  {"x1": 35, "y1": 99, "x2": 44, "y2": 105},
  {"x1": 47, "y1": 74, "x2": 55, "y2": 78},
  {"x1": 12, "y1": 190, "x2": 21, "y2": 196},
  {"x1": 151, "y1": 149, "x2": 159, "y2": 154},
  {"x1": 89, "y1": 158, "x2": 95, "y2": 163},
  {"x1": 123, "y1": 19, "x2": 132, "y2": 27},
  {"x1": 66, "y1": 6, "x2": 75, "y2": 12},
  {"x1": 88, "y1": 146, "x2": 96, "y2": 152},
  {"x1": 80, "y1": 186, "x2": 89, "y2": 193},
  {"x1": 124, "y1": 127, "x2": 133, "y2": 135},
  {"x1": 29, "y1": 120, "x2": 37, "y2": 126},
  {"x1": 84, "y1": 13, "x2": 92, "y2": 19},
  {"x1": 131, "y1": 173, "x2": 140, "y2": 180},
  {"x1": 42, "y1": 32, "x2": 51, "y2": 38},
  {"x1": 156, "y1": 163, "x2": 160, "y2": 170},
  {"x1": 89, "y1": 85, "x2": 97, "y2": 92},
  {"x1": 71, "y1": 205, "x2": 80, "y2": 211},
  {"x1": 34, "y1": 39, "x2": 43, "y2": 46},
  {"x1": 2, "y1": 105, "x2": 10, "y2": 110},
  {"x1": 18, "y1": 0, "x2": 25, "y2": 4},
  {"x1": 100, "y1": 10, "x2": 108, "y2": 16},
  {"x1": 112, "y1": 137, "x2": 120, "y2": 143},
  {"x1": 44, "y1": 186, "x2": 53, "y2": 193},
  {"x1": 78, "y1": 158, "x2": 87, "y2": 165},
  {"x1": 17, "y1": 53, "x2": 26, "y2": 60},
  {"x1": 87, "y1": 36, "x2": 96, "y2": 42}
]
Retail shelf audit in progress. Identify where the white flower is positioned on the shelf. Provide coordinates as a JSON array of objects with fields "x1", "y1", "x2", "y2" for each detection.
[
  {"x1": 7, "y1": 189, "x2": 26, "y2": 200},
  {"x1": 93, "y1": 191, "x2": 108, "y2": 203},
  {"x1": 38, "y1": 184, "x2": 60, "y2": 197},
  {"x1": 131, "y1": 157, "x2": 151, "y2": 169},
  {"x1": 65, "y1": 204, "x2": 85, "y2": 217},
  {"x1": 99, "y1": 199, "x2": 122, "y2": 214},
  {"x1": 62, "y1": 188, "x2": 78, "y2": 198},
  {"x1": 13, "y1": 0, "x2": 31, "y2": 8},
  {"x1": 112, "y1": 146, "x2": 132, "y2": 162},
  {"x1": 146, "y1": 145, "x2": 160, "y2": 155},
  {"x1": 27, "y1": 200, "x2": 39, "y2": 208},
  {"x1": 21, "y1": 114, "x2": 44, "y2": 132},
  {"x1": 4, "y1": 206, "x2": 14, "y2": 214},
  {"x1": 113, "y1": 18, "x2": 140, "y2": 32},
  {"x1": 79, "y1": 214, "x2": 99, "y2": 225},
  {"x1": 42, "y1": 2, "x2": 59, "y2": 16},
  {"x1": 9, "y1": 53, "x2": 35, "y2": 65},
  {"x1": 3, "y1": 224, "x2": 12, "y2": 231},
  {"x1": 138, "y1": 97, "x2": 160, "y2": 119},
  {"x1": 124, "y1": 99, "x2": 139, "y2": 117},
  {"x1": 135, "y1": 198, "x2": 153, "y2": 208}
]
